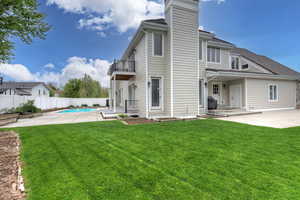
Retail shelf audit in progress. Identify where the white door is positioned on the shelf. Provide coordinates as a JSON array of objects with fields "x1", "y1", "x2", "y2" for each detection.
[
  {"x1": 230, "y1": 84, "x2": 241, "y2": 108},
  {"x1": 212, "y1": 83, "x2": 221, "y2": 104}
]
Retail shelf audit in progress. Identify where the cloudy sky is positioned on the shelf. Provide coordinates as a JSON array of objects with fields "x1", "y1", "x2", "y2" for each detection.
[{"x1": 1, "y1": 0, "x2": 300, "y2": 87}]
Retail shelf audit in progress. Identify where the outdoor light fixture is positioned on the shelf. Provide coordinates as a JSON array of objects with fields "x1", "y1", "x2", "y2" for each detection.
[{"x1": 204, "y1": 82, "x2": 208, "y2": 87}]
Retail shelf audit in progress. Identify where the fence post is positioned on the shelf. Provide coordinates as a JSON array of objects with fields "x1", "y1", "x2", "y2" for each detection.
[{"x1": 125, "y1": 100, "x2": 128, "y2": 113}]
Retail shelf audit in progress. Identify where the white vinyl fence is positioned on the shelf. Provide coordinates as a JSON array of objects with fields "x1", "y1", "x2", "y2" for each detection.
[{"x1": 0, "y1": 95, "x2": 107, "y2": 112}]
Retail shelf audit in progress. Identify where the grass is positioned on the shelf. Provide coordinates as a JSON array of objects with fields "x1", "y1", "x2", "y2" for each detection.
[{"x1": 4, "y1": 119, "x2": 300, "y2": 200}]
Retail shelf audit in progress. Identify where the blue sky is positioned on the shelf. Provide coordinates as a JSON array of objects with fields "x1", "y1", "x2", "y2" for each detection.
[{"x1": 1, "y1": 0, "x2": 299, "y2": 87}]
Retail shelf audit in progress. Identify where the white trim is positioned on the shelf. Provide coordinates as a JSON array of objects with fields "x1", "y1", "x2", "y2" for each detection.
[
  {"x1": 150, "y1": 76, "x2": 164, "y2": 111},
  {"x1": 145, "y1": 32, "x2": 149, "y2": 118},
  {"x1": 245, "y1": 78, "x2": 249, "y2": 111},
  {"x1": 250, "y1": 107, "x2": 295, "y2": 112},
  {"x1": 152, "y1": 32, "x2": 164, "y2": 57},
  {"x1": 170, "y1": 7, "x2": 174, "y2": 117},
  {"x1": 268, "y1": 84, "x2": 279, "y2": 102}
]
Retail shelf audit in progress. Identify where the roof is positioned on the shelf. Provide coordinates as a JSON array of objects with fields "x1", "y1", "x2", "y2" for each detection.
[
  {"x1": 232, "y1": 48, "x2": 300, "y2": 77},
  {"x1": 143, "y1": 18, "x2": 168, "y2": 25},
  {"x1": 0, "y1": 82, "x2": 48, "y2": 90}
]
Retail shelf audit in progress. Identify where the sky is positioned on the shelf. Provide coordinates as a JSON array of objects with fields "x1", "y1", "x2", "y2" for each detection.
[{"x1": 0, "y1": 0, "x2": 299, "y2": 88}]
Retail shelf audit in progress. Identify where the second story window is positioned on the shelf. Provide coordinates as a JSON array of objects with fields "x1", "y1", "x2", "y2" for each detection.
[
  {"x1": 231, "y1": 56, "x2": 240, "y2": 70},
  {"x1": 207, "y1": 47, "x2": 220, "y2": 63},
  {"x1": 153, "y1": 33, "x2": 163, "y2": 56}
]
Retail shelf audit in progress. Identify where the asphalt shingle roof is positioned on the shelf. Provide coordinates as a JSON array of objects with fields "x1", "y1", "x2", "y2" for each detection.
[
  {"x1": 0, "y1": 82, "x2": 46, "y2": 89},
  {"x1": 232, "y1": 48, "x2": 300, "y2": 76}
]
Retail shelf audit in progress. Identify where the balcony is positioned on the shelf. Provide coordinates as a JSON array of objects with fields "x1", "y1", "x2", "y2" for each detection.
[{"x1": 108, "y1": 60, "x2": 136, "y2": 80}]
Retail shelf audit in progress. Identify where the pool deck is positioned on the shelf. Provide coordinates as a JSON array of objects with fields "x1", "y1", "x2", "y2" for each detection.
[{"x1": 1, "y1": 109, "x2": 110, "y2": 128}]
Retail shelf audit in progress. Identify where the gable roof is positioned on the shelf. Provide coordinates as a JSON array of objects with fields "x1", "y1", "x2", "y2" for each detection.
[
  {"x1": 232, "y1": 48, "x2": 300, "y2": 77},
  {"x1": 0, "y1": 82, "x2": 48, "y2": 90}
]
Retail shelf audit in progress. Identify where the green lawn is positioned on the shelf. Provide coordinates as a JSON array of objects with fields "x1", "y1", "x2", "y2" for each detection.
[{"x1": 5, "y1": 119, "x2": 300, "y2": 200}]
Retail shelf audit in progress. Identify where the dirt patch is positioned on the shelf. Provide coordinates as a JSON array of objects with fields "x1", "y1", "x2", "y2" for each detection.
[
  {"x1": 0, "y1": 131, "x2": 25, "y2": 200},
  {"x1": 123, "y1": 118, "x2": 156, "y2": 125}
]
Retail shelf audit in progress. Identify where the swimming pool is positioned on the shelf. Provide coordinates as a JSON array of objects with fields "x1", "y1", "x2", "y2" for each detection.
[{"x1": 58, "y1": 108, "x2": 97, "y2": 113}]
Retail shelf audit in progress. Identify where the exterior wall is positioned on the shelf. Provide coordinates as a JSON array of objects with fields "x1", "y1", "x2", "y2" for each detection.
[
  {"x1": 297, "y1": 81, "x2": 300, "y2": 106},
  {"x1": 31, "y1": 85, "x2": 50, "y2": 97},
  {"x1": 246, "y1": 78, "x2": 297, "y2": 111},
  {"x1": 240, "y1": 57, "x2": 273, "y2": 74},
  {"x1": 147, "y1": 30, "x2": 169, "y2": 117},
  {"x1": 132, "y1": 35, "x2": 147, "y2": 117},
  {"x1": 168, "y1": 4, "x2": 199, "y2": 117}
]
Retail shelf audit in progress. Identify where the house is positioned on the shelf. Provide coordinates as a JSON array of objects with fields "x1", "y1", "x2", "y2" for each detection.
[
  {"x1": 0, "y1": 82, "x2": 50, "y2": 97},
  {"x1": 108, "y1": 0, "x2": 300, "y2": 118}
]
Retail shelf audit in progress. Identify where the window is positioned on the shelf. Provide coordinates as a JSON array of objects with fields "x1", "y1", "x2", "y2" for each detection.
[
  {"x1": 213, "y1": 84, "x2": 219, "y2": 95},
  {"x1": 38, "y1": 90, "x2": 41, "y2": 96},
  {"x1": 151, "y1": 78, "x2": 161, "y2": 108},
  {"x1": 242, "y1": 64, "x2": 249, "y2": 70},
  {"x1": 153, "y1": 33, "x2": 163, "y2": 56},
  {"x1": 231, "y1": 56, "x2": 240, "y2": 70},
  {"x1": 199, "y1": 40, "x2": 203, "y2": 60},
  {"x1": 269, "y1": 85, "x2": 278, "y2": 101},
  {"x1": 207, "y1": 47, "x2": 221, "y2": 63},
  {"x1": 199, "y1": 80, "x2": 204, "y2": 106}
]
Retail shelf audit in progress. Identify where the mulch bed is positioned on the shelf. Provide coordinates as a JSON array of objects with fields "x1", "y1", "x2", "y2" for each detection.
[
  {"x1": 122, "y1": 118, "x2": 156, "y2": 125},
  {"x1": 0, "y1": 131, "x2": 25, "y2": 200}
]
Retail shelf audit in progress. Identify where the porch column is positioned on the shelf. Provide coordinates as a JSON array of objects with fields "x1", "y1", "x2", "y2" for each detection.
[{"x1": 113, "y1": 75, "x2": 117, "y2": 112}]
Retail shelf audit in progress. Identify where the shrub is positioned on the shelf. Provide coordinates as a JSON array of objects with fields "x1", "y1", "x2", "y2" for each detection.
[
  {"x1": 81, "y1": 104, "x2": 88, "y2": 107},
  {"x1": 93, "y1": 104, "x2": 100, "y2": 107},
  {"x1": 15, "y1": 100, "x2": 41, "y2": 114},
  {"x1": 118, "y1": 114, "x2": 128, "y2": 119},
  {"x1": 68, "y1": 105, "x2": 75, "y2": 108}
]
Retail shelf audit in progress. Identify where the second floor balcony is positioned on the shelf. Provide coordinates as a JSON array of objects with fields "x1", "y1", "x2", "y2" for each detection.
[{"x1": 108, "y1": 60, "x2": 136, "y2": 80}]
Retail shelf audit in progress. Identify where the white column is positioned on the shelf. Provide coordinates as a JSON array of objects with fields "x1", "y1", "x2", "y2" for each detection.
[{"x1": 113, "y1": 75, "x2": 117, "y2": 112}]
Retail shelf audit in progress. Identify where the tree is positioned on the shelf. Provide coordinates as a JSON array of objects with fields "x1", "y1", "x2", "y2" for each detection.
[
  {"x1": 62, "y1": 79, "x2": 81, "y2": 98},
  {"x1": 62, "y1": 75, "x2": 109, "y2": 98},
  {"x1": 0, "y1": 0, "x2": 50, "y2": 62}
]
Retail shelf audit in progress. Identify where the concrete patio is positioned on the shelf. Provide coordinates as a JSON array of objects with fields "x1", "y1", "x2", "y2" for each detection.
[
  {"x1": 219, "y1": 109, "x2": 300, "y2": 128},
  {"x1": 2, "y1": 109, "x2": 106, "y2": 128}
]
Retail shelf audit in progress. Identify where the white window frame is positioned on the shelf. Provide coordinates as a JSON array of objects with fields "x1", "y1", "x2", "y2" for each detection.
[
  {"x1": 207, "y1": 46, "x2": 221, "y2": 64},
  {"x1": 231, "y1": 56, "x2": 240, "y2": 70},
  {"x1": 150, "y1": 76, "x2": 164, "y2": 110},
  {"x1": 268, "y1": 84, "x2": 278, "y2": 102},
  {"x1": 152, "y1": 32, "x2": 164, "y2": 57}
]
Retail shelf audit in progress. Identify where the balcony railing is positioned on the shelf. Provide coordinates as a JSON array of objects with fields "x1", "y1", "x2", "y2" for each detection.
[{"x1": 108, "y1": 60, "x2": 136, "y2": 75}]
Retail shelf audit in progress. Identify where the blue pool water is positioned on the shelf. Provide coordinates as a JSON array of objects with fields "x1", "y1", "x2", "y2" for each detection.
[{"x1": 58, "y1": 108, "x2": 97, "y2": 113}]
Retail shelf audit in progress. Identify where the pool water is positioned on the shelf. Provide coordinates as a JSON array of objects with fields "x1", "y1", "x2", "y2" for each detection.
[{"x1": 58, "y1": 108, "x2": 97, "y2": 113}]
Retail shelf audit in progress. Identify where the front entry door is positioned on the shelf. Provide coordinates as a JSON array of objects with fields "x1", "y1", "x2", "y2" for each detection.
[
  {"x1": 212, "y1": 83, "x2": 221, "y2": 104},
  {"x1": 230, "y1": 84, "x2": 241, "y2": 108}
]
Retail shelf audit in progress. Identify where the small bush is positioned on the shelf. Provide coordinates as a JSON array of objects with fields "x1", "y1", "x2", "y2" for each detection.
[
  {"x1": 14, "y1": 100, "x2": 41, "y2": 114},
  {"x1": 69, "y1": 105, "x2": 75, "y2": 108},
  {"x1": 93, "y1": 104, "x2": 100, "y2": 107},
  {"x1": 118, "y1": 114, "x2": 128, "y2": 119},
  {"x1": 81, "y1": 104, "x2": 88, "y2": 107}
]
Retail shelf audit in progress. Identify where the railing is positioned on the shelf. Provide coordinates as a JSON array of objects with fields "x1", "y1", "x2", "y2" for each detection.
[
  {"x1": 108, "y1": 60, "x2": 136, "y2": 75},
  {"x1": 125, "y1": 100, "x2": 138, "y2": 113}
]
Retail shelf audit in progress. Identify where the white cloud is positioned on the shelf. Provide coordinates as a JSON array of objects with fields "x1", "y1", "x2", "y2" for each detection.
[
  {"x1": 0, "y1": 57, "x2": 111, "y2": 88},
  {"x1": 44, "y1": 63, "x2": 55, "y2": 69},
  {"x1": 47, "y1": 0, "x2": 164, "y2": 35}
]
